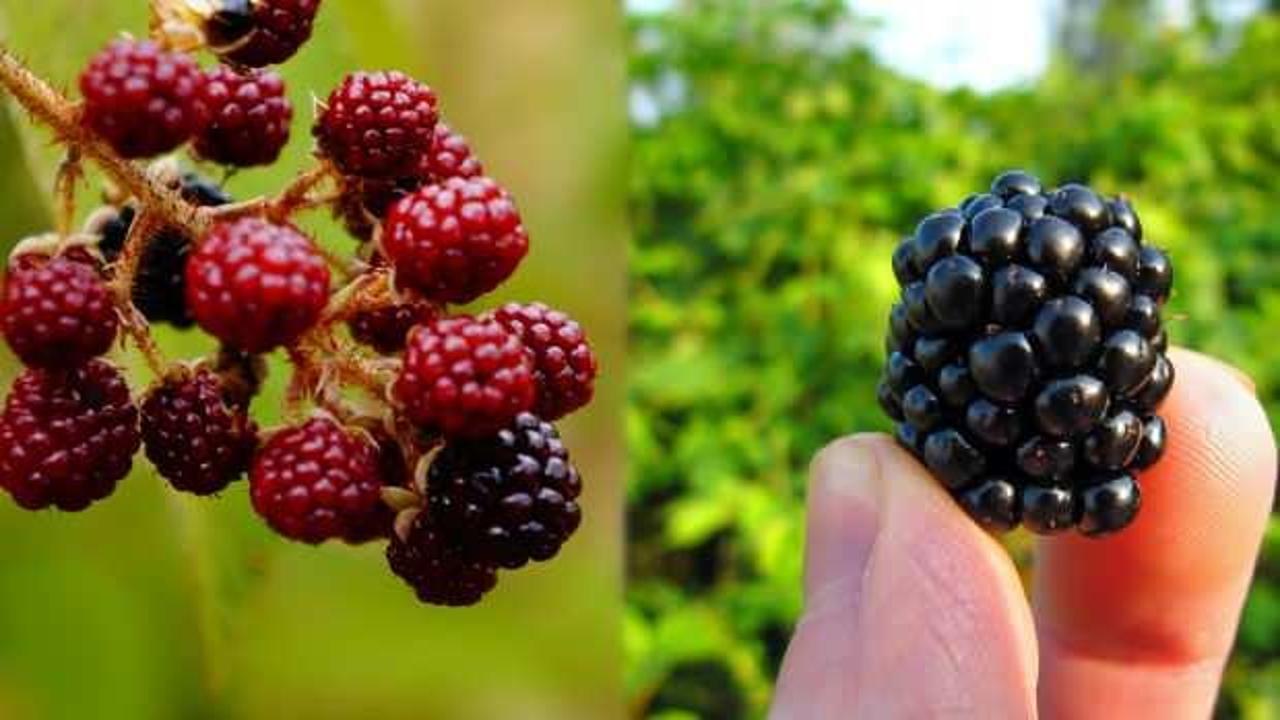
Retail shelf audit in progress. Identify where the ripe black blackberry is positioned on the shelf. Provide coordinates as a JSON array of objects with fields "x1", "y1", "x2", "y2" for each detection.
[
  {"x1": 427, "y1": 412, "x2": 582, "y2": 569},
  {"x1": 880, "y1": 171, "x2": 1174, "y2": 536},
  {"x1": 98, "y1": 173, "x2": 233, "y2": 328}
]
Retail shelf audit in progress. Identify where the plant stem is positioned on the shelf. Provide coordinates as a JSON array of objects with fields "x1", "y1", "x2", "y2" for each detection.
[{"x1": 110, "y1": 210, "x2": 170, "y2": 377}]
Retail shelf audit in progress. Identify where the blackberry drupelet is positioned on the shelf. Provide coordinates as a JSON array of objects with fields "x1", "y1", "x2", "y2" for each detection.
[
  {"x1": 880, "y1": 171, "x2": 1174, "y2": 536},
  {"x1": 427, "y1": 412, "x2": 582, "y2": 569}
]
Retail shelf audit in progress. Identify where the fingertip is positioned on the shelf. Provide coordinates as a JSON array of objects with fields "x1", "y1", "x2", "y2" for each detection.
[{"x1": 1036, "y1": 347, "x2": 1277, "y2": 671}]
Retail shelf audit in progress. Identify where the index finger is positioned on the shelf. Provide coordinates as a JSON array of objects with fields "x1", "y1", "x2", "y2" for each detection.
[{"x1": 1033, "y1": 348, "x2": 1277, "y2": 718}]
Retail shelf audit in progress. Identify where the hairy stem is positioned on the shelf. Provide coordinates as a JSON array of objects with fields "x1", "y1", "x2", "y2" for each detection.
[{"x1": 109, "y1": 210, "x2": 169, "y2": 376}]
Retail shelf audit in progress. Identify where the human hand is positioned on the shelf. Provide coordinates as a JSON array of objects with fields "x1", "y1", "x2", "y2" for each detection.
[{"x1": 772, "y1": 349, "x2": 1277, "y2": 719}]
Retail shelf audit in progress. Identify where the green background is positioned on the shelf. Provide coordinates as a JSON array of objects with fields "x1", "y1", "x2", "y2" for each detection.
[
  {"x1": 626, "y1": 1, "x2": 1280, "y2": 718},
  {"x1": 0, "y1": 1, "x2": 627, "y2": 718}
]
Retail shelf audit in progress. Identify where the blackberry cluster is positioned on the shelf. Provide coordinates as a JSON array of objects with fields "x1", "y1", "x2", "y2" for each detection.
[
  {"x1": 0, "y1": 5, "x2": 598, "y2": 611},
  {"x1": 880, "y1": 171, "x2": 1173, "y2": 536}
]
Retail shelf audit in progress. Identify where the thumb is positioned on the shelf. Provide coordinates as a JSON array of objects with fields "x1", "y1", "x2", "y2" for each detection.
[{"x1": 772, "y1": 434, "x2": 1039, "y2": 719}]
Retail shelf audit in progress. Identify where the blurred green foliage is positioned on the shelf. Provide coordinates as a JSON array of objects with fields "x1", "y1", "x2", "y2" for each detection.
[
  {"x1": 0, "y1": 1, "x2": 627, "y2": 719},
  {"x1": 626, "y1": 1, "x2": 1280, "y2": 717}
]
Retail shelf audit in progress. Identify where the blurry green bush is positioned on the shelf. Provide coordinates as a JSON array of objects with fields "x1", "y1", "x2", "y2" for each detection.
[{"x1": 626, "y1": 2, "x2": 1280, "y2": 717}]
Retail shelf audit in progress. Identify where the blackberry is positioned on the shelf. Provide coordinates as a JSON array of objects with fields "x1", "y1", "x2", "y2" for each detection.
[
  {"x1": 141, "y1": 368, "x2": 258, "y2": 495},
  {"x1": 0, "y1": 359, "x2": 140, "y2": 511},
  {"x1": 427, "y1": 413, "x2": 582, "y2": 569},
  {"x1": 491, "y1": 302, "x2": 598, "y2": 420},
  {"x1": 392, "y1": 315, "x2": 535, "y2": 438},
  {"x1": 208, "y1": 0, "x2": 321, "y2": 68},
  {"x1": 186, "y1": 218, "x2": 330, "y2": 353},
  {"x1": 2, "y1": 252, "x2": 118, "y2": 369},
  {"x1": 314, "y1": 70, "x2": 439, "y2": 179},
  {"x1": 78, "y1": 40, "x2": 209, "y2": 158},
  {"x1": 386, "y1": 513, "x2": 498, "y2": 606},
  {"x1": 881, "y1": 171, "x2": 1174, "y2": 536},
  {"x1": 194, "y1": 67, "x2": 293, "y2": 167},
  {"x1": 380, "y1": 176, "x2": 529, "y2": 304},
  {"x1": 249, "y1": 417, "x2": 388, "y2": 544},
  {"x1": 99, "y1": 173, "x2": 233, "y2": 328}
]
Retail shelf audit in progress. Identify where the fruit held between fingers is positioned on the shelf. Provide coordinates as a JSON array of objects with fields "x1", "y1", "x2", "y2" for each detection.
[{"x1": 880, "y1": 171, "x2": 1174, "y2": 537}]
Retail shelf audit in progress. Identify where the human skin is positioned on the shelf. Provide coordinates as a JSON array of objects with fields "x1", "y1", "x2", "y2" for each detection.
[{"x1": 772, "y1": 348, "x2": 1277, "y2": 719}]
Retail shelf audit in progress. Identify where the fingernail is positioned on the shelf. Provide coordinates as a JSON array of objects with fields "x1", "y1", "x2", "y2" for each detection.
[{"x1": 812, "y1": 435, "x2": 883, "y2": 505}]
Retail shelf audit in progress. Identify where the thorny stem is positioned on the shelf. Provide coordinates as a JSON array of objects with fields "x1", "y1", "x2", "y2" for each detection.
[
  {"x1": 209, "y1": 162, "x2": 338, "y2": 224},
  {"x1": 111, "y1": 211, "x2": 170, "y2": 376}
]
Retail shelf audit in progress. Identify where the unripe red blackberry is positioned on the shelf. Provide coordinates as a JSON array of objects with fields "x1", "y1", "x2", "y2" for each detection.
[
  {"x1": 141, "y1": 368, "x2": 258, "y2": 495},
  {"x1": 0, "y1": 359, "x2": 140, "y2": 511},
  {"x1": 314, "y1": 71, "x2": 439, "y2": 179},
  {"x1": 348, "y1": 298, "x2": 441, "y2": 354},
  {"x1": 249, "y1": 416, "x2": 388, "y2": 544},
  {"x1": 186, "y1": 218, "x2": 330, "y2": 353},
  {"x1": 195, "y1": 66, "x2": 292, "y2": 167},
  {"x1": 79, "y1": 39, "x2": 209, "y2": 158},
  {"x1": 420, "y1": 122, "x2": 484, "y2": 183},
  {"x1": 387, "y1": 513, "x2": 498, "y2": 606},
  {"x1": 2, "y1": 252, "x2": 118, "y2": 370},
  {"x1": 207, "y1": 0, "x2": 321, "y2": 68},
  {"x1": 491, "y1": 302, "x2": 597, "y2": 420},
  {"x1": 380, "y1": 177, "x2": 529, "y2": 303},
  {"x1": 427, "y1": 412, "x2": 582, "y2": 569},
  {"x1": 97, "y1": 173, "x2": 233, "y2": 328},
  {"x1": 881, "y1": 171, "x2": 1174, "y2": 537},
  {"x1": 393, "y1": 315, "x2": 535, "y2": 438}
]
